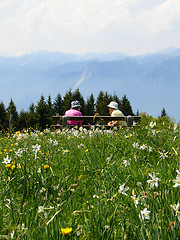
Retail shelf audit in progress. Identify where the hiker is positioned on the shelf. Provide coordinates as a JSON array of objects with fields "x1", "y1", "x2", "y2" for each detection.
[
  {"x1": 107, "y1": 101, "x2": 126, "y2": 127},
  {"x1": 64, "y1": 100, "x2": 83, "y2": 126}
]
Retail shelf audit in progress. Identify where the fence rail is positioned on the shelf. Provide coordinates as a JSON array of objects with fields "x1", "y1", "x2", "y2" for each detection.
[{"x1": 52, "y1": 115, "x2": 141, "y2": 129}]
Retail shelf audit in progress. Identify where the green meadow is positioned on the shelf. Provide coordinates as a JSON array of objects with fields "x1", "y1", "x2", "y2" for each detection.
[{"x1": 0, "y1": 116, "x2": 180, "y2": 239}]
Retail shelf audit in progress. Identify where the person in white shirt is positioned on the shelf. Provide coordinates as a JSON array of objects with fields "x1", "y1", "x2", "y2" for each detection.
[{"x1": 107, "y1": 101, "x2": 127, "y2": 127}]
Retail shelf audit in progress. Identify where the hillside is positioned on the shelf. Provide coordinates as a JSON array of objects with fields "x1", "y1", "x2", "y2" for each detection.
[{"x1": 0, "y1": 49, "x2": 180, "y2": 121}]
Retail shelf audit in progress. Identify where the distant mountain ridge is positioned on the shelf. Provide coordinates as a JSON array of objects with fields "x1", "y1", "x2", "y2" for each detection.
[{"x1": 0, "y1": 48, "x2": 180, "y2": 121}]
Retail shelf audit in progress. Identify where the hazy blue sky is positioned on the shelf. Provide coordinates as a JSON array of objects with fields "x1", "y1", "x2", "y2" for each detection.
[{"x1": 0, "y1": 0, "x2": 180, "y2": 56}]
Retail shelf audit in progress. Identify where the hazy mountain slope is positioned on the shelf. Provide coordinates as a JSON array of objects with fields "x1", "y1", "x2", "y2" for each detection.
[{"x1": 0, "y1": 49, "x2": 179, "y2": 120}]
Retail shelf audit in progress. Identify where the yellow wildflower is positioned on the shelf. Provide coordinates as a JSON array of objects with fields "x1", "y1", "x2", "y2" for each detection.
[
  {"x1": 85, "y1": 149, "x2": 88, "y2": 152},
  {"x1": 5, "y1": 164, "x2": 11, "y2": 168},
  {"x1": 11, "y1": 165, "x2": 16, "y2": 170},
  {"x1": 113, "y1": 194, "x2": 117, "y2": 198},
  {"x1": 78, "y1": 175, "x2": 83, "y2": 179},
  {"x1": 44, "y1": 165, "x2": 50, "y2": 170},
  {"x1": 60, "y1": 228, "x2": 72, "y2": 235}
]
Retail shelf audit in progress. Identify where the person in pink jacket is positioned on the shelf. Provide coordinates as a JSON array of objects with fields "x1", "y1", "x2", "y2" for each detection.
[{"x1": 64, "y1": 100, "x2": 83, "y2": 126}]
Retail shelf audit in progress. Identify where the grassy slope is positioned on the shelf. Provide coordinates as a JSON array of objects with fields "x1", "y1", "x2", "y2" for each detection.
[{"x1": 0, "y1": 116, "x2": 180, "y2": 239}]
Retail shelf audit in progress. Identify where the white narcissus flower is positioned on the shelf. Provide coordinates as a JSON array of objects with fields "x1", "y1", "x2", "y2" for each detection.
[
  {"x1": 147, "y1": 173, "x2": 160, "y2": 188},
  {"x1": 159, "y1": 150, "x2": 168, "y2": 159},
  {"x1": 149, "y1": 121, "x2": 156, "y2": 128},
  {"x1": 93, "y1": 195, "x2": 99, "y2": 199},
  {"x1": 173, "y1": 123, "x2": 178, "y2": 132},
  {"x1": 62, "y1": 149, "x2": 69, "y2": 154},
  {"x1": 32, "y1": 144, "x2": 41, "y2": 159},
  {"x1": 2, "y1": 155, "x2": 11, "y2": 164},
  {"x1": 139, "y1": 207, "x2": 151, "y2": 221},
  {"x1": 32, "y1": 144, "x2": 41, "y2": 152},
  {"x1": 123, "y1": 160, "x2": 130, "y2": 167},
  {"x1": 15, "y1": 148, "x2": 24, "y2": 157},
  {"x1": 38, "y1": 206, "x2": 44, "y2": 213},
  {"x1": 148, "y1": 146, "x2": 153, "y2": 152},
  {"x1": 131, "y1": 190, "x2": 139, "y2": 206},
  {"x1": 132, "y1": 142, "x2": 139, "y2": 148},
  {"x1": 172, "y1": 147, "x2": 178, "y2": 155},
  {"x1": 118, "y1": 184, "x2": 129, "y2": 195},
  {"x1": 48, "y1": 138, "x2": 53, "y2": 143},
  {"x1": 171, "y1": 202, "x2": 180, "y2": 221},
  {"x1": 11, "y1": 230, "x2": 15, "y2": 239},
  {"x1": 21, "y1": 223, "x2": 28, "y2": 232},
  {"x1": 173, "y1": 175, "x2": 180, "y2": 188},
  {"x1": 171, "y1": 202, "x2": 179, "y2": 213},
  {"x1": 139, "y1": 144, "x2": 147, "y2": 150},
  {"x1": 53, "y1": 140, "x2": 58, "y2": 146},
  {"x1": 40, "y1": 187, "x2": 46, "y2": 193},
  {"x1": 78, "y1": 143, "x2": 85, "y2": 149},
  {"x1": 176, "y1": 170, "x2": 180, "y2": 176}
]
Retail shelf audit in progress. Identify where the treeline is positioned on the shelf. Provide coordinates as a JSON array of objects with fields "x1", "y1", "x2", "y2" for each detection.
[{"x1": 0, "y1": 89, "x2": 134, "y2": 131}]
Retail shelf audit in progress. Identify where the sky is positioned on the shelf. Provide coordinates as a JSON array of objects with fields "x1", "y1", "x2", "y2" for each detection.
[{"x1": 0, "y1": 0, "x2": 180, "y2": 57}]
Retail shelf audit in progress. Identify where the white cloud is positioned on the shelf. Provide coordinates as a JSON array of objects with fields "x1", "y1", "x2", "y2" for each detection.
[
  {"x1": 0, "y1": 0, "x2": 179, "y2": 56},
  {"x1": 138, "y1": 0, "x2": 180, "y2": 37}
]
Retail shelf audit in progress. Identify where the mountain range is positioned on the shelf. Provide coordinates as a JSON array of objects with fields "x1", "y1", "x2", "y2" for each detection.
[{"x1": 0, "y1": 48, "x2": 180, "y2": 121}]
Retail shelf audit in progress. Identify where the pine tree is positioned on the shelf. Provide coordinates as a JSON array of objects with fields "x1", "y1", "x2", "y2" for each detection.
[
  {"x1": 7, "y1": 99, "x2": 19, "y2": 130},
  {"x1": 0, "y1": 101, "x2": 8, "y2": 130},
  {"x1": 86, "y1": 94, "x2": 95, "y2": 115},
  {"x1": 161, "y1": 108, "x2": 168, "y2": 117},
  {"x1": 47, "y1": 95, "x2": 53, "y2": 110},
  {"x1": 53, "y1": 93, "x2": 63, "y2": 115},
  {"x1": 19, "y1": 110, "x2": 28, "y2": 130},
  {"x1": 96, "y1": 91, "x2": 112, "y2": 115},
  {"x1": 121, "y1": 95, "x2": 134, "y2": 116},
  {"x1": 36, "y1": 95, "x2": 50, "y2": 130},
  {"x1": 104, "y1": 91, "x2": 113, "y2": 112},
  {"x1": 62, "y1": 89, "x2": 73, "y2": 113},
  {"x1": 27, "y1": 103, "x2": 37, "y2": 128},
  {"x1": 96, "y1": 91, "x2": 105, "y2": 115},
  {"x1": 72, "y1": 88, "x2": 85, "y2": 114},
  {"x1": 136, "y1": 109, "x2": 140, "y2": 116},
  {"x1": 47, "y1": 95, "x2": 55, "y2": 125}
]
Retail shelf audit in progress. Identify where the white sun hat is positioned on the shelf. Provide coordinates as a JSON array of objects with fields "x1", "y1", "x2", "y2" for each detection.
[{"x1": 107, "y1": 101, "x2": 118, "y2": 110}]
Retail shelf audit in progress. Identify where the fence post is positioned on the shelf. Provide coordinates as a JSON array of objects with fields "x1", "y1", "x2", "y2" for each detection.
[
  {"x1": 9, "y1": 114, "x2": 13, "y2": 136},
  {"x1": 62, "y1": 116, "x2": 68, "y2": 128},
  {"x1": 127, "y1": 116, "x2": 133, "y2": 127}
]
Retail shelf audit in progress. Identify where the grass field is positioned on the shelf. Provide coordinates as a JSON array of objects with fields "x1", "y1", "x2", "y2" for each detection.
[{"x1": 0, "y1": 116, "x2": 180, "y2": 239}]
